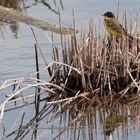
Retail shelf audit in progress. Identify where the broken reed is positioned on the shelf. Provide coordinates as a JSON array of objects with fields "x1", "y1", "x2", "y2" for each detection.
[{"x1": 50, "y1": 18, "x2": 140, "y2": 99}]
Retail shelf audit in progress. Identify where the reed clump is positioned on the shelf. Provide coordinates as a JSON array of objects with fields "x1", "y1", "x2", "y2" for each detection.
[{"x1": 49, "y1": 19, "x2": 140, "y2": 105}]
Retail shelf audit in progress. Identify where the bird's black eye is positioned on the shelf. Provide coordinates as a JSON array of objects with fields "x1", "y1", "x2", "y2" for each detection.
[{"x1": 104, "y1": 11, "x2": 115, "y2": 18}]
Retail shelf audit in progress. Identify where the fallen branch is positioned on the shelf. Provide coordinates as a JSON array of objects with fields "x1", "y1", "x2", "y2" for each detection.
[{"x1": 0, "y1": 5, "x2": 78, "y2": 34}]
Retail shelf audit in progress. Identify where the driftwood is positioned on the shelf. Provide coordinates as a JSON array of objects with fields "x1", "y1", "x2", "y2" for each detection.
[{"x1": 0, "y1": 5, "x2": 78, "y2": 34}]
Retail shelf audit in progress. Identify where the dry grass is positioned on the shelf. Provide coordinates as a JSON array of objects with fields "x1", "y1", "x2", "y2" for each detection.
[
  {"x1": 0, "y1": 13, "x2": 140, "y2": 139},
  {"x1": 49, "y1": 17, "x2": 140, "y2": 98}
]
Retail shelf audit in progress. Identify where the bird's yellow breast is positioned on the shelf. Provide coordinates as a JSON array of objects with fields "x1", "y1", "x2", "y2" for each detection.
[{"x1": 103, "y1": 17, "x2": 123, "y2": 36}]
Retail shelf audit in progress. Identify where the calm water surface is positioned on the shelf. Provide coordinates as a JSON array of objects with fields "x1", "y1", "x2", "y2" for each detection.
[{"x1": 0, "y1": 0, "x2": 140, "y2": 140}]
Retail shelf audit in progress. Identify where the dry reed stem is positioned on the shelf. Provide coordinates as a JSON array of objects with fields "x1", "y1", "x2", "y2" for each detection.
[
  {"x1": 0, "y1": 77, "x2": 24, "y2": 123},
  {"x1": 127, "y1": 68, "x2": 139, "y2": 91},
  {"x1": 0, "y1": 76, "x2": 64, "y2": 123}
]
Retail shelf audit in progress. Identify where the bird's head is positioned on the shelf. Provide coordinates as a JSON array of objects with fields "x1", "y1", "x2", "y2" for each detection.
[{"x1": 102, "y1": 11, "x2": 115, "y2": 18}]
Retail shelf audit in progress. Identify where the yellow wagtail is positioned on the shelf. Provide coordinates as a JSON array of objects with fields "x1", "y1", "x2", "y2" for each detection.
[{"x1": 102, "y1": 11, "x2": 133, "y2": 40}]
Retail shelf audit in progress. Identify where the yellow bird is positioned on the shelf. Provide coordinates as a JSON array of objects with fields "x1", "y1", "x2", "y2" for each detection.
[{"x1": 102, "y1": 11, "x2": 133, "y2": 40}]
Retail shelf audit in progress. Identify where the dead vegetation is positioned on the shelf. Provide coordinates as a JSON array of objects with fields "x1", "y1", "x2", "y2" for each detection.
[{"x1": 0, "y1": 13, "x2": 140, "y2": 139}]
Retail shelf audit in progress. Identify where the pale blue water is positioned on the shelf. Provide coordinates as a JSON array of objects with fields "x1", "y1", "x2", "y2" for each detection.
[{"x1": 0, "y1": 0, "x2": 140, "y2": 139}]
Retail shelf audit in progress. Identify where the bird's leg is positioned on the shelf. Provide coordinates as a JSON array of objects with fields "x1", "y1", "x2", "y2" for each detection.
[{"x1": 107, "y1": 35, "x2": 113, "y2": 47}]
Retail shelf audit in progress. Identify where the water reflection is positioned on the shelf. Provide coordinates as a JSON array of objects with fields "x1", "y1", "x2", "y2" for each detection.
[
  {"x1": 0, "y1": 0, "x2": 24, "y2": 38},
  {"x1": 4, "y1": 93, "x2": 140, "y2": 140},
  {"x1": 0, "y1": 0, "x2": 64, "y2": 11},
  {"x1": 0, "y1": 0, "x2": 64, "y2": 38},
  {"x1": 0, "y1": 0, "x2": 23, "y2": 9}
]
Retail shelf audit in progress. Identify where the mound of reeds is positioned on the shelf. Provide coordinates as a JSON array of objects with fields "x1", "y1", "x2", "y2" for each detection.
[{"x1": 47, "y1": 20, "x2": 140, "y2": 103}]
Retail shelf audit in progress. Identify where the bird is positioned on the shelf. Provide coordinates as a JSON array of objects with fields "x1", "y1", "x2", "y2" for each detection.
[{"x1": 102, "y1": 11, "x2": 133, "y2": 40}]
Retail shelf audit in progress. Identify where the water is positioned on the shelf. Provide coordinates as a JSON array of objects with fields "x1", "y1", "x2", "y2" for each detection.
[{"x1": 0, "y1": 0, "x2": 140, "y2": 139}]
